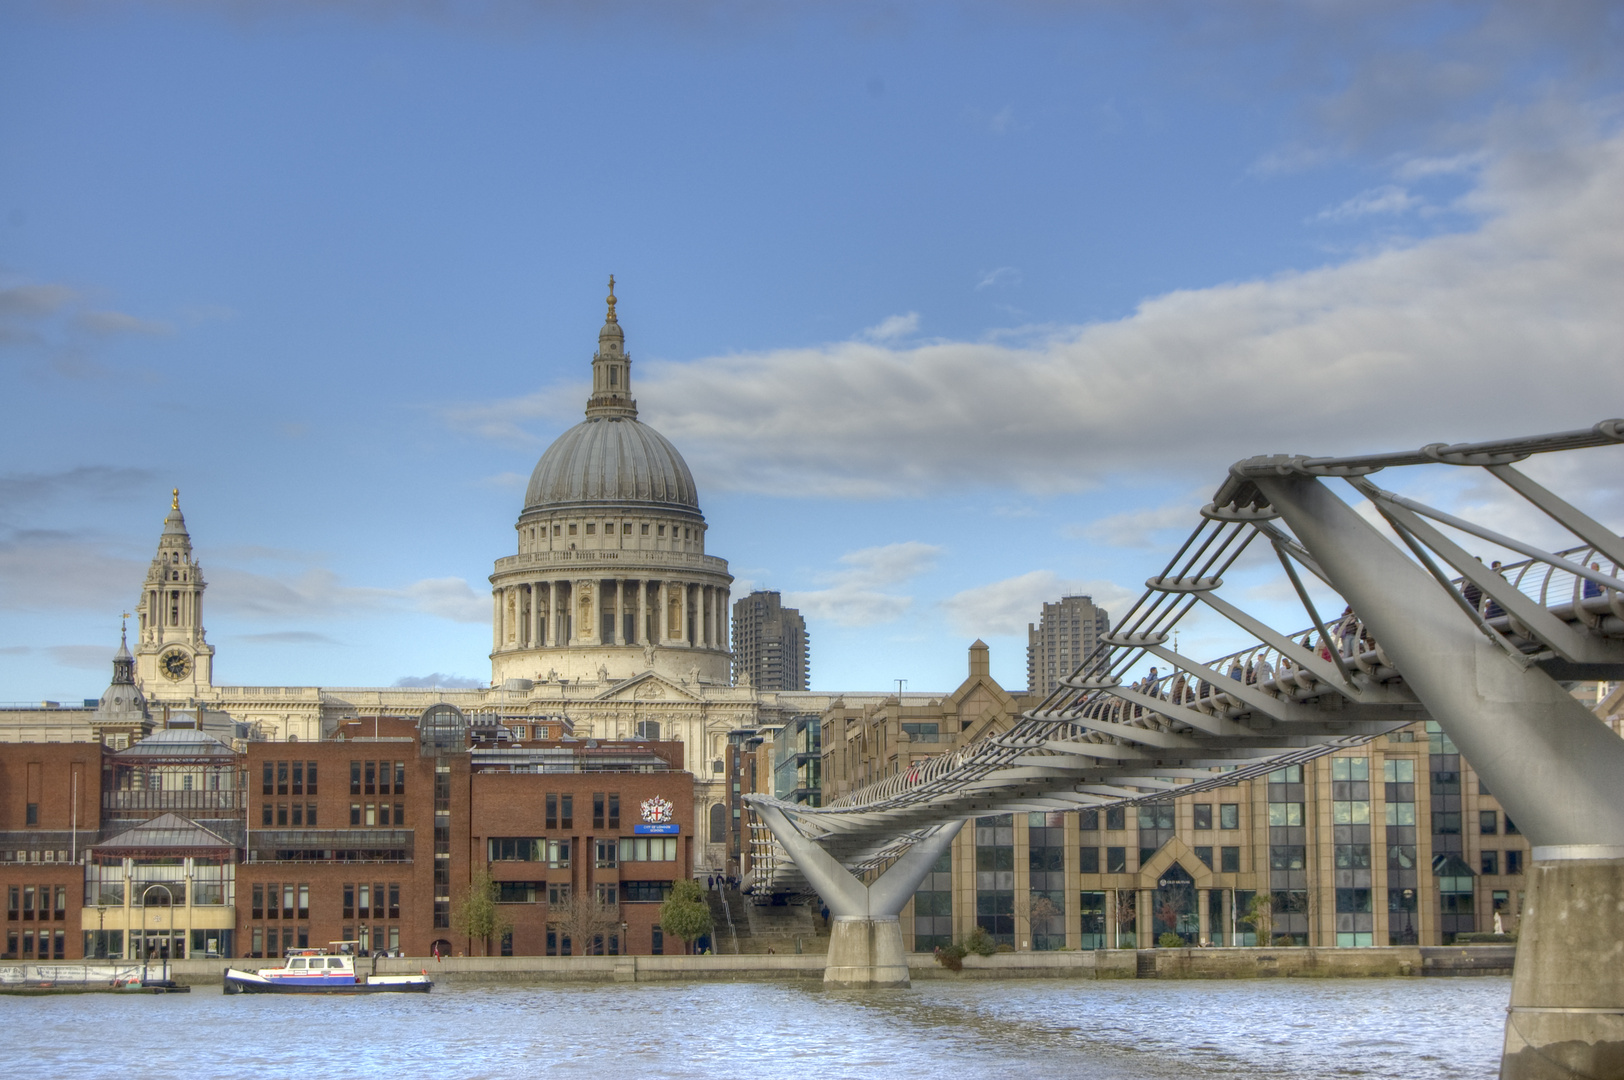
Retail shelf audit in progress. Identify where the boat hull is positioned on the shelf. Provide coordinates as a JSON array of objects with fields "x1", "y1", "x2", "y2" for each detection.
[{"x1": 223, "y1": 969, "x2": 431, "y2": 995}]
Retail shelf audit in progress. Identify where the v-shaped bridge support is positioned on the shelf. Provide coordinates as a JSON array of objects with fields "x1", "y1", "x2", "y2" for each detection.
[{"x1": 752, "y1": 802, "x2": 963, "y2": 987}]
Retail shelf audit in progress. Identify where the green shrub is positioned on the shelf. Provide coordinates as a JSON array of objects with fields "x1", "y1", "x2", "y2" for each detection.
[
  {"x1": 1157, "y1": 932, "x2": 1185, "y2": 949},
  {"x1": 934, "y1": 944, "x2": 967, "y2": 972},
  {"x1": 964, "y1": 926, "x2": 997, "y2": 957}
]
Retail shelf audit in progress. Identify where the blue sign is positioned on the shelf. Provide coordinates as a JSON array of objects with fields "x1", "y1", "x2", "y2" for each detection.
[{"x1": 634, "y1": 824, "x2": 680, "y2": 835}]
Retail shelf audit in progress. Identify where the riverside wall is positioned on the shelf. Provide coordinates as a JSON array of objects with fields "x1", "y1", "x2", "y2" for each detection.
[{"x1": 27, "y1": 945, "x2": 1512, "y2": 987}]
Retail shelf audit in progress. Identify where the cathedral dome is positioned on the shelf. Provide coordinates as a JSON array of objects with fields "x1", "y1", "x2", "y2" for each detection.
[{"x1": 523, "y1": 415, "x2": 699, "y2": 514}]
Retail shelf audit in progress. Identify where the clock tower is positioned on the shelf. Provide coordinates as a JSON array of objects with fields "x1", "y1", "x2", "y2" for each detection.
[{"x1": 134, "y1": 489, "x2": 215, "y2": 701}]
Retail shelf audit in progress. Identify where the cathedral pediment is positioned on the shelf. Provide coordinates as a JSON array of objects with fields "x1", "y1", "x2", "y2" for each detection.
[{"x1": 598, "y1": 671, "x2": 700, "y2": 703}]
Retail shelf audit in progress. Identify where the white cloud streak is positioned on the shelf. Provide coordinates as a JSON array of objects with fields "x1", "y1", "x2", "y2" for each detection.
[
  {"x1": 786, "y1": 541, "x2": 941, "y2": 627},
  {"x1": 940, "y1": 571, "x2": 1135, "y2": 638},
  {"x1": 453, "y1": 120, "x2": 1624, "y2": 501}
]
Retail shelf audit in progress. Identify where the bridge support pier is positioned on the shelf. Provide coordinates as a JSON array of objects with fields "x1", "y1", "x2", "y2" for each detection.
[
  {"x1": 752, "y1": 804, "x2": 963, "y2": 988},
  {"x1": 1502, "y1": 854, "x2": 1624, "y2": 1080},
  {"x1": 1255, "y1": 475, "x2": 1624, "y2": 1080}
]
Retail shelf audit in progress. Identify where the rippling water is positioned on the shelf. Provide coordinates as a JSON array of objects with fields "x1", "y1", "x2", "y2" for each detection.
[{"x1": 12, "y1": 977, "x2": 1509, "y2": 1079}]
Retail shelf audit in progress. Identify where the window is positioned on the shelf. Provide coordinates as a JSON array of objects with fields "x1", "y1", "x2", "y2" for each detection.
[
  {"x1": 26, "y1": 803, "x2": 38, "y2": 826},
  {"x1": 594, "y1": 793, "x2": 605, "y2": 830},
  {"x1": 608, "y1": 794, "x2": 620, "y2": 830},
  {"x1": 640, "y1": 524, "x2": 649, "y2": 535},
  {"x1": 308, "y1": 762, "x2": 318, "y2": 795},
  {"x1": 621, "y1": 881, "x2": 673, "y2": 904},
  {"x1": 1194, "y1": 846, "x2": 1213, "y2": 869},
  {"x1": 1193, "y1": 804, "x2": 1212, "y2": 829},
  {"x1": 292, "y1": 762, "x2": 303, "y2": 796},
  {"x1": 350, "y1": 803, "x2": 361, "y2": 826},
  {"x1": 1506, "y1": 850, "x2": 1523, "y2": 874},
  {"x1": 1079, "y1": 846, "x2": 1099, "y2": 874},
  {"x1": 560, "y1": 795, "x2": 573, "y2": 829},
  {"x1": 277, "y1": 761, "x2": 288, "y2": 796},
  {"x1": 1221, "y1": 846, "x2": 1241, "y2": 873},
  {"x1": 1105, "y1": 807, "x2": 1125, "y2": 831},
  {"x1": 308, "y1": 803, "x2": 318, "y2": 827},
  {"x1": 488, "y1": 838, "x2": 543, "y2": 862},
  {"x1": 585, "y1": 523, "x2": 596, "y2": 535},
  {"x1": 291, "y1": 803, "x2": 303, "y2": 827},
  {"x1": 343, "y1": 885, "x2": 354, "y2": 919},
  {"x1": 252, "y1": 885, "x2": 265, "y2": 920},
  {"x1": 1106, "y1": 847, "x2": 1128, "y2": 874},
  {"x1": 389, "y1": 883, "x2": 400, "y2": 920},
  {"x1": 1079, "y1": 809, "x2": 1099, "y2": 831},
  {"x1": 658, "y1": 525, "x2": 665, "y2": 537},
  {"x1": 1268, "y1": 803, "x2": 1304, "y2": 827},
  {"x1": 298, "y1": 884, "x2": 309, "y2": 920},
  {"x1": 393, "y1": 802, "x2": 403, "y2": 826},
  {"x1": 1481, "y1": 811, "x2": 1499, "y2": 834},
  {"x1": 1220, "y1": 803, "x2": 1239, "y2": 829},
  {"x1": 546, "y1": 794, "x2": 558, "y2": 830},
  {"x1": 569, "y1": 524, "x2": 578, "y2": 535},
  {"x1": 262, "y1": 804, "x2": 272, "y2": 827},
  {"x1": 548, "y1": 840, "x2": 572, "y2": 869},
  {"x1": 365, "y1": 761, "x2": 376, "y2": 795},
  {"x1": 618, "y1": 837, "x2": 677, "y2": 862},
  {"x1": 350, "y1": 761, "x2": 361, "y2": 795},
  {"x1": 595, "y1": 839, "x2": 618, "y2": 869},
  {"x1": 1482, "y1": 851, "x2": 1499, "y2": 876},
  {"x1": 276, "y1": 804, "x2": 288, "y2": 827},
  {"x1": 394, "y1": 762, "x2": 404, "y2": 794},
  {"x1": 262, "y1": 762, "x2": 274, "y2": 796}
]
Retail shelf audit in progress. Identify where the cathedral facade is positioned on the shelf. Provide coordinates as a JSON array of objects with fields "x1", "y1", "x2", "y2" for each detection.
[{"x1": 112, "y1": 282, "x2": 818, "y2": 874}]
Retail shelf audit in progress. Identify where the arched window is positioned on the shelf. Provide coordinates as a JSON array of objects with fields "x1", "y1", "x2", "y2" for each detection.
[
  {"x1": 636, "y1": 720, "x2": 660, "y2": 741},
  {"x1": 709, "y1": 803, "x2": 727, "y2": 844}
]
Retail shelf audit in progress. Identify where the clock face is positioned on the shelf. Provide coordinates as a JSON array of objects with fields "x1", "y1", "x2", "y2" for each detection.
[{"x1": 160, "y1": 649, "x2": 192, "y2": 681}]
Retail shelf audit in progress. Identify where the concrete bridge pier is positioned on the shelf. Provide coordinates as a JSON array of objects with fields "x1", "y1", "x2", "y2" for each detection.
[
  {"x1": 1255, "y1": 474, "x2": 1624, "y2": 1080},
  {"x1": 752, "y1": 804, "x2": 963, "y2": 988}
]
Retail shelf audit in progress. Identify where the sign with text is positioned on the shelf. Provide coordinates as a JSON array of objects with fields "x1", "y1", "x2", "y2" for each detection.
[{"x1": 634, "y1": 824, "x2": 680, "y2": 835}]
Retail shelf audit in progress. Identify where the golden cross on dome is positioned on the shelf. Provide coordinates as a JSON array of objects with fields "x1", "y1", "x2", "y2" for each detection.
[
  {"x1": 171, "y1": 488, "x2": 179, "y2": 510},
  {"x1": 606, "y1": 275, "x2": 617, "y2": 321}
]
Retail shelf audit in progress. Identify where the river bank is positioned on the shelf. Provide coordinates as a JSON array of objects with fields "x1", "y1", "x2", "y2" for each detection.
[{"x1": 5, "y1": 944, "x2": 1513, "y2": 987}]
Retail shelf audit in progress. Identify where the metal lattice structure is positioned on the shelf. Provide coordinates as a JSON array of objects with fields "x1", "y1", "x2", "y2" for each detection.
[{"x1": 746, "y1": 420, "x2": 1624, "y2": 893}]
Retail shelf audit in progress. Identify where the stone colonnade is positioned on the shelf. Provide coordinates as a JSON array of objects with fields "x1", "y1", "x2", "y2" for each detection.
[{"x1": 492, "y1": 578, "x2": 729, "y2": 653}]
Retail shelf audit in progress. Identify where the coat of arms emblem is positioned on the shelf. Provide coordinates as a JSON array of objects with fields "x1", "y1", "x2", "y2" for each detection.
[{"x1": 640, "y1": 796, "x2": 674, "y2": 824}]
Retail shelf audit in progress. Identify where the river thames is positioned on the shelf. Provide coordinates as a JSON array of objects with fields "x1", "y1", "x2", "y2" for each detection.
[{"x1": 11, "y1": 977, "x2": 1508, "y2": 1079}]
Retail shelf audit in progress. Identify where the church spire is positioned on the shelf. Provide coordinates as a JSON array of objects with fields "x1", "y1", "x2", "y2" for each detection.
[{"x1": 585, "y1": 274, "x2": 637, "y2": 420}]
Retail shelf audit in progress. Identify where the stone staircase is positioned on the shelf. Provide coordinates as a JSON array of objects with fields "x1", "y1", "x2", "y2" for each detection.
[{"x1": 728, "y1": 891, "x2": 829, "y2": 955}]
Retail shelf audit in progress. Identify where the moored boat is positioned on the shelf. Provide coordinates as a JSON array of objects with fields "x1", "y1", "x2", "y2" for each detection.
[{"x1": 223, "y1": 948, "x2": 430, "y2": 995}]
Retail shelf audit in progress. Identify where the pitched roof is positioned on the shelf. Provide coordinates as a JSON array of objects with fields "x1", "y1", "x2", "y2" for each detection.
[{"x1": 93, "y1": 812, "x2": 234, "y2": 855}]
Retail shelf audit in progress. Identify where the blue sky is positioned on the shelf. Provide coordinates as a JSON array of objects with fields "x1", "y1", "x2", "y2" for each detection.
[{"x1": 3, "y1": 1, "x2": 1622, "y2": 700}]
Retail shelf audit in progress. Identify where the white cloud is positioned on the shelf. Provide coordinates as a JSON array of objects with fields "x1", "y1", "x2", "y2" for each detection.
[
  {"x1": 1314, "y1": 183, "x2": 1422, "y2": 221},
  {"x1": 403, "y1": 577, "x2": 489, "y2": 624},
  {"x1": 786, "y1": 541, "x2": 941, "y2": 627},
  {"x1": 1072, "y1": 497, "x2": 1205, "y2": 548},
  {"x1": 394, "y1": 672, "x2": 486, "y2": 689},
  {"x1": 940, "y1": 571, "x2": 1135, "y2": 637},
  {"x1": 976, "y1": 267, "x2": 1022, "y2": 291},
  {"x1": 605, "y1": 121, "x2": 1623, "y2": 499},
  {"x1": 863, "y1": 312, "x2": 920, "y2": 341}
]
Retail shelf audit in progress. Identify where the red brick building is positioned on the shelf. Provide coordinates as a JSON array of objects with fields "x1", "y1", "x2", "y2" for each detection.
[{"x1": 2, "y1": 707, "x2": 696, "y2": 961}]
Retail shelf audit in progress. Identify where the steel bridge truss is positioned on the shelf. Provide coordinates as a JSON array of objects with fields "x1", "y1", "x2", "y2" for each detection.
[{"x1": 746, "y1": 420, "x2": 1624, "y2": 893}]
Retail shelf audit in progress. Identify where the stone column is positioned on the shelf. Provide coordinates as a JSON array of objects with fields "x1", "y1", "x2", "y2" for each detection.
[
  {"x1": 680, "y1": 583, "x2": 692, "y2": 646},
  {"x1": 657, "y1": 581, "x2": 668, "y2": 645},
  {"x1": 1197, "y1": 888, "x2": 1210, "y2": 946},
  {"x1": 1137, "y1": 888, "x2": 1151, "y2": 947},
  {"x1": 492, "y1": 591, "x2": 502, "y2": 652},
  {"x1": 635, "y1": 580, "x2": 647, "y2": 651}
]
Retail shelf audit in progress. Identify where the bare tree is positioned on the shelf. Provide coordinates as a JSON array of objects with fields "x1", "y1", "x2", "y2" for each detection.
[{"x1": 552, "y1": 889, "x2": 621, "y2": 955}]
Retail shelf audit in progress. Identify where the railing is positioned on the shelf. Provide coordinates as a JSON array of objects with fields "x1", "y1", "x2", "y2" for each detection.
[
  {"x1": 492, "y1": 549, "x2": 731, "y2": 575},
  {"x1": 103, "y1": 790, "x2": 244, "y2": 813}
]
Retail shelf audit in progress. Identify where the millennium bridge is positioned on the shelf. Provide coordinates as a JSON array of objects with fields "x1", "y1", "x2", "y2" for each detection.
[{"x1": 746, "y1": 420, "x2": 1624, "y2": 1080}]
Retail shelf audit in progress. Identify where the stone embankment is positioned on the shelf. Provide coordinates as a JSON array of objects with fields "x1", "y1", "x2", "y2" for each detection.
[{"x1": 45, "y1": 945, "x2": 1512, "y2": 987}]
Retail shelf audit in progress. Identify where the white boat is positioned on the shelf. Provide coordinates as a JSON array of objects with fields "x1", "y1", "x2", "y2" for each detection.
[{"x1": 223, "y1": 947, "x2": 431, "y2": 995}]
